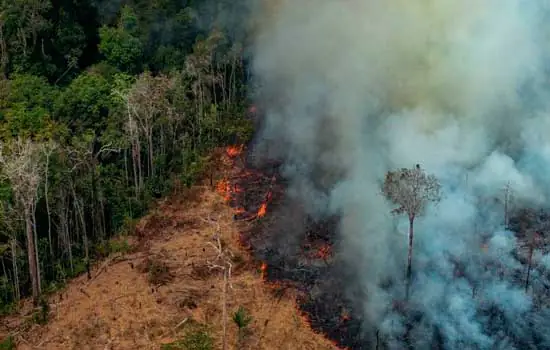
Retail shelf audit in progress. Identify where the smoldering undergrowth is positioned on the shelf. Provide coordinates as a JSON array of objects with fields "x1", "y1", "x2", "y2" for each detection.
[{"x1": 248, "y1": 0, "x2": 550, "y2": 348}]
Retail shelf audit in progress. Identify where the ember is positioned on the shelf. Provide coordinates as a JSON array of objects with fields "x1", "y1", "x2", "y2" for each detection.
[
  {"x1": 215, "y1": 179, "x2": 231, "y2": 202},
  {"x1": 226, "y1": 144, "x2": 243, "y2": 158},
  {"x1": 340, "y1": 310, "x2": 351, "y2": 322},
  {"x1": 316, "y1": 244, "x2": 332, "y2": 260},
  {"x1": 257, "y1": 202, "x2": 267, "y2": 217},
  {"x1": 216, "y1": 145, "x2": 360, "y2": 349},
  {"x1": 235, "y1": 207, "x2": 246, "y2": 214}
]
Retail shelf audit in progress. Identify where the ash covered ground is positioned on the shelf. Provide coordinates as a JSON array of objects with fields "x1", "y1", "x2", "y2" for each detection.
[
  {"x1": 224, "y1": 147, "x2": 550, "y2": 349},
  {"x1": 240, "y1": 1, "x2": 550, "y2": 349}
]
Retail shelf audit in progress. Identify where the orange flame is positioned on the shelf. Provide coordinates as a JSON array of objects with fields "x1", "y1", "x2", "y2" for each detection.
[
  {"x1": 216, "y1": 179, "x2": 228, "y2": 194},
  {"x1": 316, "y1": 244, "x2": 332, "y2": 260},
  {"x1": 340, "y1": 309, "x2": 351, "y2": 321},
  {"x1": 260, "y1": 262, "x2": 267, "y2": 279},
  {"x1": 257, "y1": 203, "x2": 267, "y2": 217},
  {"x1": 226, "y1": 144, "x2": 243, "y2": 158},
  {"x1": 216, "y1": 179, "x2": 232, "y2": 202},
  {"x1": 235, "y1": 207, "x2": 246, "y2": 214},
  {"x1": 216, "y1": 138, "x2": 347, "y2": 350}
]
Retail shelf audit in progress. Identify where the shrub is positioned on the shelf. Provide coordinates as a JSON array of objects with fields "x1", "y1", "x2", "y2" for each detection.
[{"x1": 0, "y1": 336, "x2": 15, "y2": 350}]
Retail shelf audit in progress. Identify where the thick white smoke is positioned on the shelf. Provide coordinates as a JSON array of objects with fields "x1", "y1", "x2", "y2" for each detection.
[{"x1": 251, "y1": 0, "x2": 550, "y2": 348}]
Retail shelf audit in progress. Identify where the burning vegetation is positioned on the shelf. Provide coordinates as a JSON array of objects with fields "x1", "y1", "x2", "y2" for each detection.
[
  {"x1": 215, "y1": 144, "x2": 366, "y2": 349},
  {"x1": 214, "y1": 141, "x2": 550, "y2": 349},
  {"x1": 245, "y1": 0, "x2": 550, "y2": 348}
]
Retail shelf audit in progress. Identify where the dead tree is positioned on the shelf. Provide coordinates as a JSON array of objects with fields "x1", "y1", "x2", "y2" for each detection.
[
  {"x1": 525, "y1": 230, "x2": 539, "y2": 292},
  {"x1": 113, "y1": 87, "x2": 143, "y2": 196},
  {"x1": 0, "y1": 138, "x2": 44, "y2": 303},
  {"x1": 127, "y1": 72, "x2": 175, "y2": 179},
  {"x1": 382, "y1": 164, "x2": 441, "y2": 299},
  {"x1": 0, "y1": 200, "x2": 22, "y2": 301},
  {"x1": 42, "y1": 140, "x2": 57, "y2": 257},
  {"x1": 503, "y1": 181, "x2": 513, "y2": 230},
  {"x1": 520, "y1": 209, "x2": 547, "y2": 293},
  {"x1": 203, "y1": 216, "x2": 233, "y2": 350}
]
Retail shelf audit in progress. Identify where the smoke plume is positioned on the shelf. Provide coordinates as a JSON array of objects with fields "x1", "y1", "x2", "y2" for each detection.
[{"x1": 250, "y1": 0, "x2": 550, "y2": 348}]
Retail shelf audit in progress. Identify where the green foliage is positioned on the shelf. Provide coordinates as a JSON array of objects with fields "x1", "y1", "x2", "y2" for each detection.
[
  {"x1": 180, "y1": 152, "x2": 209, "y2": 188},
  {"x1": 232, "y1": 306, "x2": 253, "y2": 329},
  {"x1": 95, "y1": 238, "x2": 132, "y2": 258},
  {"x1": 0, "y1": 298, "x2": 15, "y2": 317},
  {"x1": 0, "y1": 74, "x2": 59, "y2": 138},
  {"x1": 382, "y1": 165, "x2": 441, "y2": 218},
  {"x1": 54, "y1": 72, "x2": 112, "y2": 132},
  {"x1": 233, "y1": 305, "x2": 253, "y2": 346},
  {"x1": 0, "y1": 335, "x2": 15, "y2": 350},
  {"x1": 32, "y1": 297, "x2": 50, "y2": 325},
  {"x1": 3, "y1": 74, "x2": 57, "y2": 109},
  {"x1": 0, "y1": 181, "x2": 13, "y2": 203},
  {"x1": 0, "y1": 0, "x2": 251, "y2": 312},
  {"x1": 161, "y1": 326, "x2": 214, "y2": 350},
  {"x1": 70, "y1": 259, "x2": 89, "y2": 278},
  {"x1": 99, "y1": 6, "x2": 144, "y2": 73}
]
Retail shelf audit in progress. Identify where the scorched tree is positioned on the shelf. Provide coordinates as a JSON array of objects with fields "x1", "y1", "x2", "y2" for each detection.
[{"x1": 383, "y1": 164, "x2": 441, "y2": 299}]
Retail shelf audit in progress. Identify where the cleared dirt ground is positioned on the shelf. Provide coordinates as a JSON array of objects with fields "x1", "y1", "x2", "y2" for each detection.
[{"x1": 0, "y1": 151, "x2": 337, "y2": 350}]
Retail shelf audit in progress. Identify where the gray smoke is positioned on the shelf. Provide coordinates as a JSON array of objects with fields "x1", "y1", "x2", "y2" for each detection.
[{"x1": 250, "y1": 0, "x2": 550, "y2": 348}]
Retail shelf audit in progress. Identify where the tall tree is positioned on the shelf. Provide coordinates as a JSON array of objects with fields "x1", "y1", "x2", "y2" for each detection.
[
  {"x1": 0, "y1": 137, "x2": 44, "y2": 303},
  {"x1": 127, "y1": 71, "x2": 175, "y2": 178},
  {"x1": 382, "y1": 164, "x2": 441, "y2": 299}
]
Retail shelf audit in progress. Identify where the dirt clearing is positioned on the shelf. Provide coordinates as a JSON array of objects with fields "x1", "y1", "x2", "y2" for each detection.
[{"x1": 0, "y1": 158, "x2": 337, "y2": 349}]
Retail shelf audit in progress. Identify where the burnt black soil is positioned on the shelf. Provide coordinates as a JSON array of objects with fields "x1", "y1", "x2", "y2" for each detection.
[{"x1": 222, "y1": 152, "x2": 368, "y2": 349}]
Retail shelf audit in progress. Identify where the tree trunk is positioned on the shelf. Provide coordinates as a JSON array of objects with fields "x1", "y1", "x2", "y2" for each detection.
[
  {"x1": 11, "y1": 238, "x2": 20, "y2": 301},
  {"x1": 1, "y1": 256, "x2": 7, "y2": 301},
  {"x1": 131, "y1": 142, "x2": 139, "y2": 197},
  {"x1": 503, "y1": 182, "x2": 511, "y2": 230},
  {"x1": 91, "y1": 160, "x2": 97, "y2": 239},
  {"x1": 0, "y1": 23, "x2": 8, "y2": 77},
  {"x1": 32, "y1": 202, "x2": 41, "y2": 293},
  {"x1": 25, "y1": 206, "x2": 40, "y2": 304},
  {"x1": 136, "y1": 141, "x2": 143, "y2": 191},
  {"x1": 406, "y1": 215, "x2": 414, "y2": 299},
  {"x1": 124, "y1": 149, "x2": 129, "y2": 186},
  {"x1": 222, "y1": 268, "x2": 228, "y2": 350},
  {"x1": 229, "y1": 50, "x2": 236, "y2": 106},
  {"x1": 71, "y1": 185, "x2": 89, "y2": 278},
  {"x1": 525, "y1": 232, "x2": 536, "y2": 292},
  {"x1": 44, "y1": 150, "x2": 53, "y2": 257},
  {"x1": 59, "y1": 195, "x2": 74, "y2": 274},
  {"x1": 147, "y1": 130, "x2": 154, "y2": 178}
]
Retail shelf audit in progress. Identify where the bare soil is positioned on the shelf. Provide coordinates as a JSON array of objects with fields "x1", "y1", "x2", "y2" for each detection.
[{"x1": 0, "y1": 151, "x2": 337, "y2": 350}]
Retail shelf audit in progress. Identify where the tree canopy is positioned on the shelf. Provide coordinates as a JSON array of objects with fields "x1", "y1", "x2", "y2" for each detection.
[{"x1": 0, "y1": 0, "x2": 252, "y2": 307}]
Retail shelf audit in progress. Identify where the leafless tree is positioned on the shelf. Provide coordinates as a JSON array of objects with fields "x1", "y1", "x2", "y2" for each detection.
[
  {"x1": 203, "y1": 216, "x2": 233, "y2": 350},
  {"x1": 127, "y1": 72, "x2": 175, "y2": 179},
  {"x1": 42, "y1": 140, "x2": 57, "y2": 257},
  {"x1": 0, "y1": 200, "x2": 22, "y2": 301},
  {"x1": 113, "y1": 86, "x2": 143, "y2": 196},
  {"x1": 0, "y1": 137, "x2": 45, "y2": 303},
  {"x1": 517, "y1": 209, "x2": 548, "y2": 293},
  {"x1": 382, "y1": 164, "x2": 441, "y2": 299},
  {"x1": 503, "y1": 181, "x2": 514, "y2": 230}
]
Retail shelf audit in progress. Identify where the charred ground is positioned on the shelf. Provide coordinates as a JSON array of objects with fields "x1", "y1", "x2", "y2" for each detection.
[
  {"x1": 219, "y1": 148, "x2": 368, "y2": 349},
  {"x1": 220, "y1": 144, "x2": 550, "y2": 350}
]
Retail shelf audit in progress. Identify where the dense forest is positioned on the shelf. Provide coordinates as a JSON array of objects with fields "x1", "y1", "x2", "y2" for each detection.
[{"x1": 0, "y1": 0, "x2": 253, "y2": 310}]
